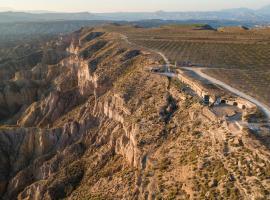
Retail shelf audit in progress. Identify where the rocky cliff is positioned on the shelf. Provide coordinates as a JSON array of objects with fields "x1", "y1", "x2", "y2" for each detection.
[{"x1": 0, "y1": 26, "x2": 270, "y2": 200}]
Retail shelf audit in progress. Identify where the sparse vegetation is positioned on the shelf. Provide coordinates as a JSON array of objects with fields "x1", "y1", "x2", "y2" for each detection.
[
  {"x1": 107, "y1": 25, "x2": 270, "y2": 107},
  {"x1": 1, "y1": 24, "x2": 270, "y2": 200}
]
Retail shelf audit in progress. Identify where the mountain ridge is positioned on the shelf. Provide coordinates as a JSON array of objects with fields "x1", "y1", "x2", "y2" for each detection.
[
  {"x1": 1, "y1": 5, "x2": 270, "y2": 23},
  {"x1": 0, "y1": 25, "x2": 270, "y2": 199}
]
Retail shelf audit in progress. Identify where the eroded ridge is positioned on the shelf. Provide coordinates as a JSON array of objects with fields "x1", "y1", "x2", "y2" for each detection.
[{"x1": 0, "y1": 25, "x2": 269, "y2": 200}]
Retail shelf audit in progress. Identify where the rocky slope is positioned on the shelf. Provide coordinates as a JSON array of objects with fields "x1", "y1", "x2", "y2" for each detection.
[{"x1": 0, "y1": 26, "x2": 270, "y2": 200}]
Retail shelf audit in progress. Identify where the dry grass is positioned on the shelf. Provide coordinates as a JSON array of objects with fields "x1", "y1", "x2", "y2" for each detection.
[{"x1": 106, "y1": 25, "x2": 270, "y2": 107}]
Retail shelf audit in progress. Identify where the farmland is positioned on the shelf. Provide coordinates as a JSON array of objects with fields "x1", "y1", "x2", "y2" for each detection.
[
  {"x1": 106, "y1": 25, "x2": 270, "y2": 107},
  {"x1": 204, "y1": 68, "x2": 270, "y2": 107},
  {"x1": 131, "y1": 40, "x2": 270, "y2": 70}
]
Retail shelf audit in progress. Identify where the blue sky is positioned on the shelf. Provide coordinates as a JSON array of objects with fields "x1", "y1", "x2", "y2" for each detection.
[{"x1": 2, "y1": 0, "x2": 270, "y2": 12}]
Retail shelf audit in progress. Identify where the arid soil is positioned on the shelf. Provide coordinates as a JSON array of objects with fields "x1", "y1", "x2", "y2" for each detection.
[
  {"x1": 0, "y1": 26, "x2": 269, "y2": 200},
  {"x1": 107, "y1": 24, "x2": 270, "y2": 108}
]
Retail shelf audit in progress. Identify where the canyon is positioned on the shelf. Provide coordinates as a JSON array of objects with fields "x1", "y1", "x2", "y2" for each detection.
[{"x1": 0, "y1": 25, "x2": 270, "y2": 199}]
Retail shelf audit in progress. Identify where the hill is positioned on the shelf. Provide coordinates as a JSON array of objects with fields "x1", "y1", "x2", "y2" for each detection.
[
  {"x1": 108, "y1": 25, "x2": 270, "y2": 108},
  {"x1": 258, "y1": 4, "x2": 270, "y2": 15},
  {"x1": 1, "y1": 5, "x2": 270, "y2": 23},
  {"x1": 0, "y1": 25, "x2": 269, "y2": 199}
]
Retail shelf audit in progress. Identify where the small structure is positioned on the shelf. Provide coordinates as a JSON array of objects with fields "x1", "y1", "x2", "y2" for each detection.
[
  {"x1": 150, "y1": 66, "x2": 164, "y2": 73},
  {"x1": 203, "y1": 95, "x2": 210, "y2": 105},
  {"x1": 174, "y1": 68, "x2": 258, "y2": 124},
  {"x1": 218, "y1": 97, "x2": 256, "y2": 110}
]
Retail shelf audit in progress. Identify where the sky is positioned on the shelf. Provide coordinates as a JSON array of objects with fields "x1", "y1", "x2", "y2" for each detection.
[{"x1": 1, "y1": 0, "x2": 270, "y2": 12}]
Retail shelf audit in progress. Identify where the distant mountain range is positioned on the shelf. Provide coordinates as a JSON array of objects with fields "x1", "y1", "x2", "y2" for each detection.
[
  {"x1": 1, "y1": 5, "x2": 270, "y2": 23},
  {"x1": 0, "y1": 5, "x2": 270, "y2": 44}
]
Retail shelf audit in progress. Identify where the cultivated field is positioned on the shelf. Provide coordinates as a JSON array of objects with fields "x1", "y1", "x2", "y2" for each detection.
[
  {"x1": 132, "y1": 40, "x2": 270, "y2": 70},
  {"x1": 204, "y1": 68, "x2": 270, "y2": 108},
  {"x1": 106, "y1": 25, "x2": 270, "y2": 107}
]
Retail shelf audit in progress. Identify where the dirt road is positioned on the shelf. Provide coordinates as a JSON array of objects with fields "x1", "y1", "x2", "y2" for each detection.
[
  {"x1": 123, "y1": 36, "x2": 270, "y2": 120},
  {"x1": 183, "y1": 67, "x2": 270, "y2": 120}
]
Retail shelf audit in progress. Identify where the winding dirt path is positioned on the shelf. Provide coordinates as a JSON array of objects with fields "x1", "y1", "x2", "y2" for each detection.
[{"x1": 122, "y1": 35, "x2": 270, "y2": 120}]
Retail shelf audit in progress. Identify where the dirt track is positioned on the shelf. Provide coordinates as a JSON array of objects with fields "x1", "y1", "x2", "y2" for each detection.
[{"x1": 183, "y1": 67, "x2": 270, "y2": 120}]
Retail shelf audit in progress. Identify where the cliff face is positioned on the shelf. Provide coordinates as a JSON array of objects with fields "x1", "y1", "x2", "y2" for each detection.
[{"x1": 0, "y1": 26, "x2": 270, "y2": 200}]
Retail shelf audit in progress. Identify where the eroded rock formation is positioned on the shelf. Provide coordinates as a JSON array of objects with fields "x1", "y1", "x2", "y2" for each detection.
[{"x1": 0, "y1": 26, "x2": 269, "y2": 200}]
